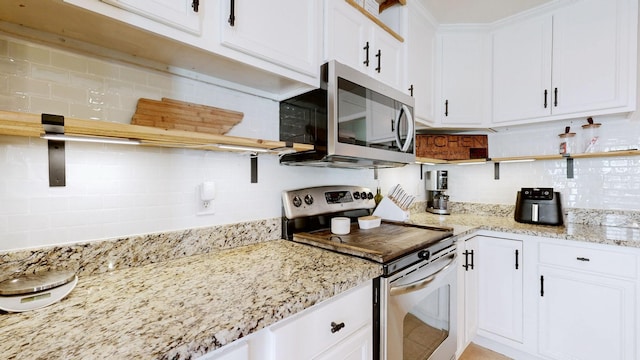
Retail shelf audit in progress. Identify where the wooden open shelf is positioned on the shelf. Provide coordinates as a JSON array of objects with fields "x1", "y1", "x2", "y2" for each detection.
[
  {"x1": 417, "y1": 150, "x2": 640, "y2": 165},
  {"x1": 0, "y1": 110, "x2": 313, "y2": 154}
]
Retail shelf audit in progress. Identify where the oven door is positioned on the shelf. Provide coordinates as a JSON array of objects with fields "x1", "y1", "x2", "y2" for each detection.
[{"x1": 379, "y1": 251, "x2": 457, "y2": 360}]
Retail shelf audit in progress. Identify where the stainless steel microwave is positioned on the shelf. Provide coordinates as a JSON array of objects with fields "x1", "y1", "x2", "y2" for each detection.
[{"x1": 279, "y1": 61, "x2": 415, "y2": 168}]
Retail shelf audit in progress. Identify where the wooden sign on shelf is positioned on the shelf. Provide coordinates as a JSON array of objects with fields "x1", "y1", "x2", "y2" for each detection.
[{"x1": 416, "y1": 134, "x2": 488, "y2": 160}]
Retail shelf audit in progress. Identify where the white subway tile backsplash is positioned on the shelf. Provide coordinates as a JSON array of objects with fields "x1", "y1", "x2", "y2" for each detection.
[
  {"x1": 51, "y1": 51, "x2": 87, "y2": 73},
  {"x1": 0, "y1": 57, "x2": 29, "y2": 76},
  {"x1": 51, "y1": 83, "x2": 86, "y2": 102},
  {"x1": 30, "y1": 96, "x2": 69, "y2": 117},
  {"x1": 8, "y1": 42, "x2": 50, "y2": 65},
  {"x1": 69, "y1": 102, "x2": 104, "y2": 120},
  {"x1": 9, "y1": 76, "x2": 50, "y2": 96},
  {"x1": 31, "y1": 63, "x2": 70, "y2": 84},
  {"x1": 8, "y1": 213, "x2": 51, "y2": 233},
  {"x1": 2, "y1": 31, "x2": 640, "y2": 252},
  {"x1": 87, "y1": 58, "x2": 120, "y2": 79},
  {"x1": 69, "y1": 71, "x2": 104, "y2": 91},
  {"x1": 119, "y1": 66, "x2": 149, "y2": 85}
]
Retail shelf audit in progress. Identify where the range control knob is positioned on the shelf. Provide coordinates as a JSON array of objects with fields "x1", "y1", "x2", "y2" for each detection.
[
  {"x1": 304, "y1": 194, "x2": 314, "y2": 205},
  {"x1": 360, "y1": 191, "x2": 367, "y2": 200},
  {"x1": 367, "y1": 192, "x2": 374, "y2": 200},
  {"x1": 292, "y1": 196, "x2": 302, "y2": 207},
  {"x1": 418, "y1": 250, "x2": 431, "y2": 260},
  {"x1": 353, "y1": 192, "x2": 361, "y2": 200}
]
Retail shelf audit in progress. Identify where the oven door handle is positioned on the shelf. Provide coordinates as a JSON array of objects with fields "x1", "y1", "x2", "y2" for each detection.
[{"x1": 389, "y1": 253, "x2": 457, "y2": 296}]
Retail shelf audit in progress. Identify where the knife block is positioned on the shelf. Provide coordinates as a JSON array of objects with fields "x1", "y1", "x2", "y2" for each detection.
[{"x1": 373, "y1": 197, "x2": 410, "y2": 222}]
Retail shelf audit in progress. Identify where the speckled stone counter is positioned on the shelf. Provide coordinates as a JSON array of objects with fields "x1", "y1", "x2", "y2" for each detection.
[
  {"x1": 409, "y1": 211, "x2": 640, "y2": 248},
  {"x1": 0, "y1": 240, "x2": 382, "y2": 360}
]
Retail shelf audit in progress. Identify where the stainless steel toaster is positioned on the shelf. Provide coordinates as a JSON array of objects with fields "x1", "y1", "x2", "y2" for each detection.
[{"x1": 514, "y1": 188, "x2": 563, "y2": 226}]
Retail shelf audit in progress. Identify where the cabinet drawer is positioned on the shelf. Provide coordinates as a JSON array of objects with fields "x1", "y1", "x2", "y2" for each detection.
[
  {"x1": 269, "y1": 282, "x2": 372, "y2": 359},
  {"x1": 539, "y1": 242, "x2": 637, "y2": 278}
]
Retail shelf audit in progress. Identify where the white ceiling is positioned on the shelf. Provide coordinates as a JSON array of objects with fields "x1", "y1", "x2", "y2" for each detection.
[{"x1": 419, "y1": 0, "x2": 555, "y2": 24}]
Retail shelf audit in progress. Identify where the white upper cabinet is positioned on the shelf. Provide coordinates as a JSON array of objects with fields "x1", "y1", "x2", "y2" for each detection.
[
  {"x1": 551, "y1": 0, "x2": 635, "y2": 115},
  {"x1": 219, "y1": 0, "x2": 320, "y2": 77},
  {"x1": 40, "y1": 0, "x2": 321, "y2": 99},
  {"x1": 491, "y1": 16, "x2": 552, "y2": 124},
  {"x1": 405, "y1": 2, "x2": 436, "y2": 126},
  {"x1": 100, "y1": 0, "x2": 203, "y2": 34},
  {"x1": 324, "y1": 0, "x2": 404, "y2": 89},
  {"x1": 435, "y1": 30, "x2": 489, "y2": 128},
  {"x1": 491, "y1": 0, "x2": 638, "y2": 125}
]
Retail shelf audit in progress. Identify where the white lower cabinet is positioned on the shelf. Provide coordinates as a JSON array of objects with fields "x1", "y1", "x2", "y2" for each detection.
[
  {"x1": 537, "y1": 241, "x2": 638, "y2": 360},
  {"x1": 537, "y1": 266, "x2": 635, "y2": 360},
  {"x1": 313, "y1": 324, "x2": 372, "y2": 360},
  {"x1": 200, "y1": 281, "x2": 372, "y2": 360},
  {"x1": 458, "y1": 234, "x2": 478, "y2": 351},
  {"x1": 269, "y1": 281, "x2": 372, "y2": 359},
  {"x1": 461, "y1": 232, "x2": 640, "y2": 360},
  {"x1": 477, "y1": 236, "x2": 523, "y2": 344}
]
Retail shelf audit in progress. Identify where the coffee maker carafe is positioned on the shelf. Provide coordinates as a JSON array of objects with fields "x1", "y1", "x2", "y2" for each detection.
[{"x1": 425, "y1": 170, "x2": 450, "y2": 215}]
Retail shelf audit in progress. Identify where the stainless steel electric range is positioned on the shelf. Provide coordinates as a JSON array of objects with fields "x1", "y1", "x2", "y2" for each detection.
[{"x1": 282, "y1": 185, "x2": 458, "y2": 360}]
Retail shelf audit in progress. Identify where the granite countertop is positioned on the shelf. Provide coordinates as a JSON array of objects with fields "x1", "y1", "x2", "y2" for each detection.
[
  {"x1": 0, "y1": 240, "x2": 382, "y2": 360},
  {"x1": 410, "y1": 212, "x2": 640, "y2": 248}
]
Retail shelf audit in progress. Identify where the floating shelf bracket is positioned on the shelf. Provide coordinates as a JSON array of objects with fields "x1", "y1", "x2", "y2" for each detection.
[
  {"x1": 42, "y1": 114, "x2": 66, "y2": 187},
  {"x1": 566, "y1": 157, "x2": 574, "y2": 179},
  {"x1": 250, "y1": 153, "x2": 258, "y2": 183}
]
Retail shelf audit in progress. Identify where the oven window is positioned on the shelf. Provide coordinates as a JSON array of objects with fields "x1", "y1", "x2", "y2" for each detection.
[{"x1": 403, "y1": 284, "x2": 450, "y2": 360}]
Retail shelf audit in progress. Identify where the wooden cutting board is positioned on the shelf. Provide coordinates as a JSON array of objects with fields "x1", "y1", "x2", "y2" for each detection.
[
  {"x1": 131, "y1": 97, "x2": 243, "y2": 135},
  {"x1": 293, "y1": 221, "x2": 452, "y2": 263}
]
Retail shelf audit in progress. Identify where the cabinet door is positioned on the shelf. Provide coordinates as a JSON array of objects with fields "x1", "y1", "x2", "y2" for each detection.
[
  {"x1": 437, "y1": 32, "x2": 487, "y2": 127},
  {"x1": 491, "y1": 16, "x2": 552, "y2": 124},
  {"x1": 538, "y1": 266, "x2": 636, "y2": 360},
  {"x1": 313, "y1": 324, "x2": 372, "y2": 360},
  {"x1": 551, "y1": 0, "x2": 633, "y2": 115},
  {"x1": 324, "y1": 0, "x2": 368, "y2": 72},
  {"x1": 477, "y1": 236, "x2": 523, "y2": 343},
  {"x1": 220, "y1": 0, "x2": 319, "y2": 76},
  {"x1": 461, "y1": 237, "x2": 479, "y2": 346},
  {"x1": 406, "y1": 5, "x2": 436, "y2": 125},
  {"x1": 100, "y1": 0, "x2": 202, "y2": 34},
  {"x1": 324, "y1": 0, "x2": 403, "y2": 89},
  {"x1": 372, "y1": 28, "x2": 402, "y2": 89},
  {"x1": 270, "y1": 282, "x2": 372, "y2": 359}
]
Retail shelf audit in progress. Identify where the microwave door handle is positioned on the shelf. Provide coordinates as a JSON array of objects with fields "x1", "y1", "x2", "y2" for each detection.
[
  {"x1": 394, "y1": 104, "x2": 414, "y2": 153},
  {"x1": 389, "y1": 253, "x2": 457, "y2": 296}
]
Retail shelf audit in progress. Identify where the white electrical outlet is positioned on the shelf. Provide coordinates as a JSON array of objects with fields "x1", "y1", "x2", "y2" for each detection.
[{"x1": 197, "y1": 182, "x2": 216, "y2": 216}]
